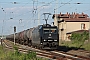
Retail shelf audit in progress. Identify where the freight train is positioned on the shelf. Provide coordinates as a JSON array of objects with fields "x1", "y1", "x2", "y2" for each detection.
[{"x1": 6, "y1": 24, "x2": 59, "y2": 49}]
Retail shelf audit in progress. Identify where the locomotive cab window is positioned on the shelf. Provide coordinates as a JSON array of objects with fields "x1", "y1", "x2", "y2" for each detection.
[
  {"x1": 43, "y1": 28, "x2": 57, "y2": 34},
  {"x1": 50, "y1": 29, "x2": 57, "y2": 33},
  {"x1": 44, "y1": 30, "x2": 49, "y2": 33}
]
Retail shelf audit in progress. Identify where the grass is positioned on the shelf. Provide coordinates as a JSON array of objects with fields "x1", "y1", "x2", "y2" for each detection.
[
  {"x1": 60, "y1": 40, "x2": 90, "y2": 51},
  {"x1": 81, "y1": 42, "x2": 90, "y2": 50},
  {"x1": 0, "y1": 45, "x2": 48, "y2": 60}
]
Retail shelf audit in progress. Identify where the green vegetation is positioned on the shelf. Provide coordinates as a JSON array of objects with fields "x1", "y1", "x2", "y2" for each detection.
[
  {"x1": 0, "y1": 45, "x2": 47, "y2": 60},
  {"x1": 61, "y1": 31, "x2": 90, "y2": 51},
  {"x1": 70, "y1": 31, "x2": 89, "y2": 42}
]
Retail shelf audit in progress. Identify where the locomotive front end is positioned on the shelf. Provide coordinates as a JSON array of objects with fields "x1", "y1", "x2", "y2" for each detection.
[{"x1": 41, "y1": 26, "x2": 59, "y2": 49}]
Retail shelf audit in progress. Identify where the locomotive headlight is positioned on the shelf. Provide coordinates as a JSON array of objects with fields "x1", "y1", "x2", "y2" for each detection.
[
  {"x1": 54, "y1": 40, "x2": 57, "y2": 41},
  {"x1": 44, "y1": 39, "x2": 46, "y2": 41}
]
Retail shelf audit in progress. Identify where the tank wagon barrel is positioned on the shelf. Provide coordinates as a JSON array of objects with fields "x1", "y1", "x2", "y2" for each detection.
[
  {"x1": 15, "y1": 33, "x2": 19, "y2": 40},
  {"x1": 26, "y1": 28, "x2": 34, "y2": 40},
  {"x1": 6, "y1": 34, "x2": 14, "y2": 41}
]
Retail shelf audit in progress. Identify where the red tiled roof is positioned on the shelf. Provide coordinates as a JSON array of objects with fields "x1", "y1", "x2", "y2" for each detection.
[
  {"x1": 63, "y1": 18, "x2": 90, "y2": 22},
  {"x1": 52, "y1": 12, "x2": 90, "y2": 22}
]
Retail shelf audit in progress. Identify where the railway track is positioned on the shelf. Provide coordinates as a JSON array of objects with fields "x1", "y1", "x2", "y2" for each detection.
[
  {"x1": 3, "y1": 40, "x2": 90, "y2": 60},
  {"x1": 67, "y1": 49, "x2": 90, "y2": 58}
]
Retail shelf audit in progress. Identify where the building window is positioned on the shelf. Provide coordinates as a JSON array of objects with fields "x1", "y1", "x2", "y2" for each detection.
[{"x1": 81, "y1": 23, "x2": 85, "y2": 29}]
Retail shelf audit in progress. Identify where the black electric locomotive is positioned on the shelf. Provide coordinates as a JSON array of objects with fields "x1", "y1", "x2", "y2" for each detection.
[{"x1": 32, "y1": 24, "x2": 59, "y2": 49}]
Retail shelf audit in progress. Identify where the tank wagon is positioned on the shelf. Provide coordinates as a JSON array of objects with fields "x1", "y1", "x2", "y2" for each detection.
[
  {"x1": 6, "y1": 34, "x2": 14, "y2": 41},
  {"x1": 6, "y1": 24, "x2": 59, "y2": 50}
]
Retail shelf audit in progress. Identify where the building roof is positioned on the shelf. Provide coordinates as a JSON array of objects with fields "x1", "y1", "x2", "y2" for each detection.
[{"x1": 52, "y1": 12, "x2": 90, "y2": 22}]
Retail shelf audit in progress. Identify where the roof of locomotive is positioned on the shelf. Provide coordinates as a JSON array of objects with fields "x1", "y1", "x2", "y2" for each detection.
[{"x1": 38, "y1": 24, "x2": 58, "y2": 29}]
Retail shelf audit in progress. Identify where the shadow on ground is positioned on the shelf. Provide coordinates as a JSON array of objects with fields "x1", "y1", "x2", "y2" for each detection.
[{"x1": 57, "y1": 46, "x2": 84, "y2": 52}]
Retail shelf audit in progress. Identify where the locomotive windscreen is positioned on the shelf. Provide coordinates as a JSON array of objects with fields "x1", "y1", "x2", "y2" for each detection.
[{"x1": 43, "y1": 28, "x2": 57, "y2": 34}]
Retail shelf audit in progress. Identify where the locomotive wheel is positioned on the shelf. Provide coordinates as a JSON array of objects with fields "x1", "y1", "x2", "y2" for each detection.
[
  {"x1": 28, "y1": 43, "x2": 32, "y2": 46},
  {"x1": 24, "y1": 40, "x2": 27, "y2": 45},
  {"x1": 39, "y1": 45, "x2": 43, "y2": 49},
  {"x1": 18, "y1": 40, "x2": 21, "y2": 44},
  {"x1": 21, "y1": 40, "x2": 24, "y2": 45}
]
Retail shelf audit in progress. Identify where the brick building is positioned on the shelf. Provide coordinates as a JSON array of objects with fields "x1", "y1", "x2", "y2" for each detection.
[{"x1": 52, "y1": 12, "x2": 90, "y2": 42}]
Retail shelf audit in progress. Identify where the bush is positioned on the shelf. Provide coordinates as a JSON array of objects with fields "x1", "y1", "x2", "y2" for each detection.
[
  {"x1": 70, "y1": 31, "x2": 89, "y2": 41},
  {"x1": 70, "y1": 31, "x2": 89, "y2": 48}
]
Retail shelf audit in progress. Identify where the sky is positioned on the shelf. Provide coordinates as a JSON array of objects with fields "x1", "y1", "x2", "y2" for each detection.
[{"x1": 0, "y1": 0, "x2": 90, "y2": 35}]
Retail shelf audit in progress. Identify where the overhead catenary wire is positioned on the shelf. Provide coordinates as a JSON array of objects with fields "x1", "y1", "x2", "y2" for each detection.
[
  {"x1": 1, "y1": 0, "x2": 89, "y2": 22},
  {"x1": 0, "y1": 1, "x2": 90, "y2": 20},
  {"x1": 6, "y1": 0, "x2": 55, "y2": 20},
  {"x1": 54, "y1": 0, "x2": 73, "y2": 11},
  {"x1": 1, "y1": 0, "x2": 90, "y2": 21},
  {"x1": 53, "y1": 1, "x2": 90, "y2": 15},
  {"x1": 12, "y1": 0, "x2": 56, "y2": 30},
  {"x1": 1, "y1": 0, "x2": 89, "y2": 21},
  {"x1": 0, "y1": 2, "x2": 90, "y2": 4}
]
